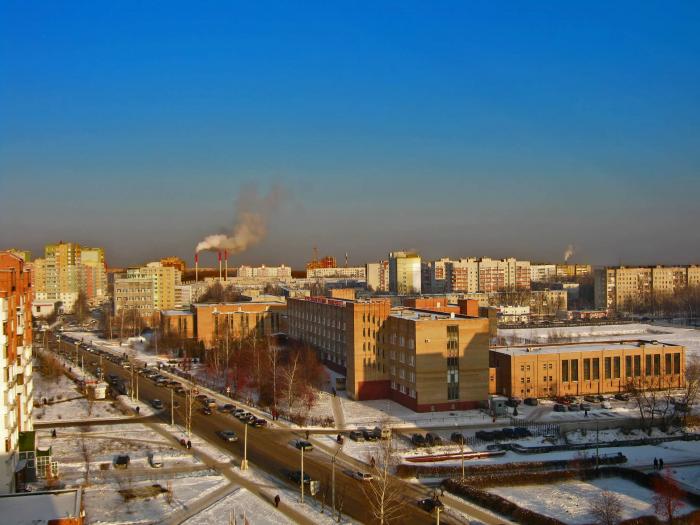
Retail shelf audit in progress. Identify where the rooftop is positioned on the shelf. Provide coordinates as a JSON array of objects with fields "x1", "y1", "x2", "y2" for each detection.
[
  {"x1": 0, "y1": 489, "x2": 83, "y2": 524},
  {"x1": 492, "y1": 339, "x2": 681, "y2": 356}
]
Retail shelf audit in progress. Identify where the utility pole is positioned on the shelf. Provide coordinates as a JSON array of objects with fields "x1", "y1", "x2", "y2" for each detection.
[
  {"x1": 436, "y1": 506, "x2": 441, "y2": 524},
  {"x1": 460, "y1": 438, "x2": 465, "y2": 481},
  {"x1": 171, "y1": 388, "x2": 174, "y2": 426},
  {"x1": 300, "y1": 445, "x2": 305, "y2": 503},
  {"x1": 241, "y1": 423, "x2": 249, "y2": 471},
  {"x1": 332, "y1": 448, "x2": 339, "y2": 519}
]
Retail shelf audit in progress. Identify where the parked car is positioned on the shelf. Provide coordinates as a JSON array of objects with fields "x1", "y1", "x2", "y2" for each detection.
[
  {"x1": 601, "y1": 401, "x2": 612, "y2": 409},
  {"x1": 114, "y1": 455, "x2": 130, "y2": 469},
  {"x1": 568, "y1": 404, "x2": 581, "y2": 412},
  {"x1": 501, "y1": 428, "x2": 516, "y2": 439},
  {"x1": 220, "y1": 404, "x2": 236, "y2": 413},
  {"x1": 252, "y1": 418, "x2": 267, "y2": 428},
  {"x1": 584, "y1": 395, "x2": 598, "y2": 403},
  {"x1": 294, "y1": 440, "x2": 313, "y2": 452},
  {"x1": 524, "y1": 397, "x2": 539, "y2": 406},
  {"x1": 450, "y1": 432, "x2": 465, "y2": 444},
  {"x1": 506, "y1": 397, "x2": 522, "y2": 408},
  {"x1": 373, "y1": 426, "x2": 391, "y2": 440},
  {"x1": 201, "y1": 407, "x2": 213, "y2": 415},
  {"x1": 475, "y1": 430, "x2": 495, "y2": 441},
  {"x1": 614, "y1": 393, "x2": 630, "y2": 401},
  {"x1": 580, "y1": 403, "x2": 592, "y2": 411},
  {"x1": 288, "y1": 470, "x2": 311, "y2": 485},
  {"x1": 217, "y1": 430, "x2": 239, "y2": 442},
  {"x1": 411, "y1": 433, "x2": 426, "y2": 447},
  {"x1": 349, "y1": 430, "x2": 365, "y2": 442},
  {"x1": 361, "y1": 428, "x2": 378, "y2": 441},
  {"x1": 148, "y1": 453, "x2": 163, "y2": 468},
  {"x1": 513, "y1": 427, "x2": 532, "y2": 438},
  {"x1": 553, "y1": 403, "x2": 567, "y2": 412},
  {"x1": 417, "y1": 497, "x2": 444, "y2": 512},
  {"x1": 151, "y1": 399, "x2": 164, "y2": 410},
  {"x1": 351, "y1": 471, "x2": 373, "y2": 481},
  {"x1": 425, "y1": 432, "x2": 442, "y2": 446}
]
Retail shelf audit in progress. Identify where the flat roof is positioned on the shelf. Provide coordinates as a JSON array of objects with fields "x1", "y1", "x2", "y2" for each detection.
[
  {"x1": 491, "y1": 340, "x2": 680, "y2": 356},
  {"x1": 161, "y1": 310, "x2": 193, "y2": 316},
  {"x1": 0, "y1": 489, "x2": 82, "y2": 524}
]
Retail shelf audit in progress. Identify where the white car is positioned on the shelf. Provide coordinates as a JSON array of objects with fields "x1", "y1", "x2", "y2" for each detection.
[
  {"x1": 351, "y1": 471, "x2": 373, "y2": 481},
  {"x1": 601, "y1": 401, "x2": 612, "y2": 409}
]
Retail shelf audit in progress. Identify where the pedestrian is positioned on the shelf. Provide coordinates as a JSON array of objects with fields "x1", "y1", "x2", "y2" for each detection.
[
  {"x1": 305, "y1": 430, "x2": 310, "y2": 440},
  {"x1": 51, "y1": 429, "x2": 57, "y2": 438},
  {"x1": 653, "y1": 457, "x2": 658, "y2": 470},
  {"x1": 584, "y1": 410, "x2": 588, "y2": 417},
  {"x1": 440, "y1": 487, "x2": 444, "y2": 496},
  {"x1": 135, "y1": 406, "x2": 140, "y2": 415},
  {"x1": 370, "y1": 456, "x2": 376, "y2": 468},
  {"x1": 187, "y1": 440, "x2": 192, "y2": 449},
  {"x1": 659, "y1": 458, "x2": 664, "y2": 469},
  {"x1": 274, "y1": 494, "x2": 280, "y2": 508}
]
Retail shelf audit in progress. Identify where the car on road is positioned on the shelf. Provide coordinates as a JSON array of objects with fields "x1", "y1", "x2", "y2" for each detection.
[
  {"x1": 201, "y1": 407, "x2": 213, "y2": 416},
  {"x1": 506, "y1": 397, "x2": 522, "y2": 407},
  {"x1": 411, "y1": 433, "x2": 426, "y2": 447},
  {"x1": 349, "y1": 430, "x2": 365, "y2": 442},
  {"x1": 351, "y1": 471, "x2": 373, "y2": 481},
  {"x1": 567, "y1": 404, "x2": 580, "y2": 412},
  {"x1": 236, "y1": 411, "x2": 252, "y2": 421},
  {"x1": 195, "y1": 394, "x2": 208, "y2": 402},
  {"x1": 361, "y1": 428, "x2": 378, "y2": 441},
  {"x1": 233, "y1": 408, "x2": 246, "y2": 417},
  {"x1": 417, "y1": 497, "x2": 444, "y2": 512},
  {"x1": 151, "y1": 399, "x2": 164, "y2": 410},
  {"x1": 175, "y1": 387, "x2": 186, "y2": 395},
  {"x1": 524, "y1": 397, "x2": 539, "y2": 406},
  {"x1": 252, "y1": 418, "x2": 267, "y2": 428},
  {"x1": 114, "y1": 455, "x2": 130, "y2": 469},
  {"x1": 217, "y1": 430, "x2": 239, "y2": 442},
  {"x1": 220, "y1": 404, "x2": 235, "y2": 413},
  {"x1": 288, "y1": 470, "x2": 311, "y2": 485},
  {"x1": 294, "y1": 440, "x2": 313, "y2": 452},
  {"x1": 553, "y1": 403, "x2": 567, "y2": 412}
]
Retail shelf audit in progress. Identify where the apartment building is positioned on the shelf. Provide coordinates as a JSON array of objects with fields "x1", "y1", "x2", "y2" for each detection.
[
  {"x1": 594, "y1": 265, "x2": 700, "y2": 311},
  {"x1": 389, "y1": 251, "x2": 421, "y2": 295},
  {"x1": 366, "y1": 261, "x2": 389, "y2": 292},
  {"x1": 530, "y1": 264, "x2": 557, "y2": 282},
  {"x1": 114, "y1": 262, "x2": 181, "y2": 316},
  {"x1": 445, "y1": 258, "x2": 480, "y2": 293},
  {"x1": 0, "y1": 252, "x2": 34, "y2": 493},
  {"x1": 287, "y1": 296, "x2": 492, "y2": 411},
  {"x1": 32, "y1": 242, "x2": 107, "y2": 311},
  {"x1": 421, "y1": 258, "x2": 451, "y2": 294},
  {"x1": 160, "y1": 256, "x2": 187, "y2": 273},
  {"x1": 490, "y1": 340, "x2": 685, "y2": 399},
  {"x1": 478, "y1": 257, "x2": 530, "y2": 292},
  {"x1": 307, "y1": 266, "x2": 366, "y2": 280},
  {"x1": 556, "y1": 264, "x2": 592, "y2": 279},
  {"x1": 237, "y1": 265, "x2": 292, "y2": 279}
]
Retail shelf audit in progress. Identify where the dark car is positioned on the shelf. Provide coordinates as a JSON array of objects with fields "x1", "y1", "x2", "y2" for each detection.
[
  {"x1": 524, "y1": 397, "x2": 539, "y2": 406},
  {"x1": 220, "y1": 404, "x2": 236, "y2": 413},
  {"x1": 201, "y1": 407, "x2": 213, "y2": 415},
  {"x1": 217, "y1": 430, "x2": 239, "y2": 442},
  {"x1": 580, "y1": 403, "x2": 592, "y2": 411},
  {"x1": 501, "y1": 428, "x2": 516, "y2": 439},
  {"x1": 362, "y1": 428, "x2": 378, "y2": 441},
  {"x1": 553, "y1": 403, "x2": 567, "y2": 412},
  {"x1": 411, "y1": 434, "x2": 426, "y2": 447},
  {"x1": 288, "y1": 470, "x2": 311, "y2": 485},
  {"x1": 475, "y1": 430, "x2": 495, "y2": 441},
  {"x1": 426, "y1": 432, "x2": 442, "y2": 446},
  {"x1": 294, "y1": 440, "x2": 313, "y2": 452},
  {"x1": 514, "y1": 427, "x2": 532, "y2": 438},
  {"x1": 349, "y1": 430, "x2": 365, "y2": 442},
  {"x1": 151, "y1": 399, "x2": 164, "y2": 410},
  {"x1": 252, "y1": 418, "x2": 267, "y2": 428},
  {"x1": 584, "y1": 395, "x2": 598, "y2": 403},
  {"x1": 568, "y1": 404, "x2": 581, "y2": 412},
  {"x1": 506, "y1": 397, "x2": 522, "y2": 408},
  {"x1": 450, "y1": 432, "x2": 465, "y2": 444},
  {"x1": 417, "y1": 497, "x2": 445, "y2": 512},
  {"x1": 114, "y1": 455, "x2": 130, "y2": 469},
  {"x1": 614, "y1": 393, "x2": 630, "y2": 401}
]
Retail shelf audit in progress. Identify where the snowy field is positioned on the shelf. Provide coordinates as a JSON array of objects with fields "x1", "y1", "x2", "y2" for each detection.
[
  {"x1": 672, "y1": 466, "x2": 700, "y2": 492},
  {"x1": 500, "y1": 323, "x2": 700, "y2": 358},
  {"x1": 182, "y1": 487, "x2": 294, "y2": 525},
  {"x1": 490, "y1": 477, "x2": 697, "y2": 524}
]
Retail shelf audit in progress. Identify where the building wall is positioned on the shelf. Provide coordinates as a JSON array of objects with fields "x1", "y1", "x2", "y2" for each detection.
[
  {"x1": 389, "y1": 252, "x2": 421, "y2": 295},
  {"x1": 0, "y1": 252, "x2": 34, "y2": 493},
  {"x1": 193, "y1": 303, "x2": 287, "y2": 349},
  {"x1": 160, "y1": 312, "x2": 195, "y2": 339},
  {"x1": 490, "y1": 342, "x2": 685, "y2": 398},
  {"x1": 366, "y1": 261, "x2": 389, "y2": 292}
]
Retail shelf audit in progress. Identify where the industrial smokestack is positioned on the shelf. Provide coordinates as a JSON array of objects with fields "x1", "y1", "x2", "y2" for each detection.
[
  {"x1": 218, "y1": 251, "x2": 222, "y2": 281},
  {"x1": 224, "y1": 249, "x2": 228, "y2": 282},
  {"x1": 195, "y1": 253, "x2": 199, "y2": 283}
]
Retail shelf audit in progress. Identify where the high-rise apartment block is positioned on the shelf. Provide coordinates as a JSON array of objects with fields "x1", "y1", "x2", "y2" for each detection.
[
  {"x1": 307, "y1": 267, "x2": 366, "y2": 280},
  {"x1": 595, "y1": 265, "x2": 700, "y2": 311},
  {"x1": 366, "y1": 261, "x2": 389, "y2": 292},
  {"x1": 114, "y1": 262, "x2": 181, "y2": 316},
  {"x1": 530, "y1": 264, "x2": 557, "y2": 282},
  {"x1": 287, "y1": 296, "x2": 492, "y2": 411},
  {"x1": 0, "y1": 252, "x2": 34, "y2": 493},
  {"x1": 420, "y1": 257, "x2": 531, "y2": 294},
  {"x1": 389, "y1": 251, "x2": 421, "y2": 295},
  {"x1": 32, "y1": 242, "x2": 107, "y2": 311},
  {"x1": 237, "y1": 265, "x2": 292, "y2": 279}
]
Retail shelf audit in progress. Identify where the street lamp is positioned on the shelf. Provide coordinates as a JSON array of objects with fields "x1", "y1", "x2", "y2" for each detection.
[{"x1": 332, "y1": 448, "x2": 340, "y2": 519}]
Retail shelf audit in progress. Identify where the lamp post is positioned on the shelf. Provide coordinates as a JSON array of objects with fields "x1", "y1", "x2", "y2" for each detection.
[
  {"x1": 241, "y1": 422, "x2": 249, "y2": 471},
  {"x1": 332, "y1": 448, "x2": 339, "y2": 519},
  {"x1": 300, "y1": 445, "x2": 305, "y2": 503}
]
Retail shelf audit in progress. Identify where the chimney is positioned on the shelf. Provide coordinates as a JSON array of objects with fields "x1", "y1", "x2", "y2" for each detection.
[
  {"x1": 218, "y1": 251, "x2": 222, "y2": 281},
  {"x1": 195, "y1": 253, "x2": 199, "y2": 283},
  {"x1": 224, "y1": 249, "x2": 228, "y2": 282}
]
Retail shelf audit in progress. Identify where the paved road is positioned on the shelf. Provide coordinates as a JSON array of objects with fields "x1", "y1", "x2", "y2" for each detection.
[{"x1": 52, "y1": 335, "x2": 476, "y2": 525}]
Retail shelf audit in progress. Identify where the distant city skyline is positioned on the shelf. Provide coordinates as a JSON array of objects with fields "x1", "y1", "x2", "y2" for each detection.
[{"x1": 2, "y1": 2, "x2": 699, "y2": 267}]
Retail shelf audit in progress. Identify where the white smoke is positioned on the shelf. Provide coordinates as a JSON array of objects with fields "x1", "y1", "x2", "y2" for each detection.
[
  {"x1": 563, "y1": 244, "x2": 575, "y2": 262},
  {"x1": 196, "y1": 185, "x2": 283, "y2": 255}
]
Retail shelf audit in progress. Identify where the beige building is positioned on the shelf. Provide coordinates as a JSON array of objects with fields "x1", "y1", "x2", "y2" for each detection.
[
  {"x1": 490, "y1": 340, "x2": 686, "y2": 399},
  {"x1": 556, "y1": 264, "x2": 592, "y2": 279},
  {"x1": 595, "y1": 265, "x2": 700, "y2": 311},
  {"x1": 366, "y1": 261, "x2": 389, "y2": 292},
  {"x1": 191, "y1": 302, "x2": 287, "y2": 349},
  {"x1": 287, "y1": 296, "x2": 492, "y2": 411},
  {"x1": 389, "y1": 251, "x2": 421, "y2": 295},
  {"x1": 114, "y1": 262, "x2": 181, "y2": 316}
]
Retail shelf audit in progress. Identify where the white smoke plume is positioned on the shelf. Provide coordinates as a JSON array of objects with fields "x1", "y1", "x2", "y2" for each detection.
[
  {"x1": 196, "y1": 185, "x2": 284, "y2": 255},
  {"x1": 564, "y1": 244, "x2": 575, "y2": 262}
]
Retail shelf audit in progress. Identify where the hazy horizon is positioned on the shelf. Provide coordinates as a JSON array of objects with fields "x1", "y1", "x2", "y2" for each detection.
[{"x1": 2, "y1": 2, "x2": 699, "y2": 268}]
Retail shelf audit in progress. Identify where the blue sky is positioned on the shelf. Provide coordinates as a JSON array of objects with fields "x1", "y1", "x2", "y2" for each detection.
[{"x1": 1, "y1": 1, "x2": 699, "y2": 267}]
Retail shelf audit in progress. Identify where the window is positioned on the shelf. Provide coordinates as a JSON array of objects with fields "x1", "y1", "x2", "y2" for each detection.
[
  {"x1": 571, "y1": 360, "x2": 579, "y2": 381},
  {"x1": 634, "y1": 355, "x2": 641, "y2": 377},
  {"x1": 562, "y1": 360, "x2": 569, "y2": 382},
  {"x1": 583, "y1": 359, "x2": 591, "y2": 381},
  {"x1": 666, "y1": 353, "x2": 672, "y2": 374},
  {"x1": 614, "y1": 356, "x2": 621, "y2": 379},
  {"x1": 645, "y1": 354, "x2": 652, "y2": 376},
  {"x1": 447, "y1": 353, "x2": 459, "y2": 400},
  {"x1": 593, "y1": 359, "x2": 600, "y2": 380},
  {"x1": 654, "y1": 354, "x2": 661, "y2": 376},
  {"x1": 447, "y1": 325, "x2": 459, "y2": 352},
  {"x1": 674, "y1": 353, "x2": 681, "y2": 374},
  {"x1": 625, "y1": 356, "x2": 632, "y2": 378},
  {"x1": 604, "y1": 357, "x2": 612, "y2": 379}
]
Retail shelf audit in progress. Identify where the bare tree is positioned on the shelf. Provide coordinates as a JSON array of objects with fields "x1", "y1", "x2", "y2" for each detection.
[
  {"x1": 678, "y1": 356, "x2": 700, "y2": 426},
  {"x1": 589, "y1": 490, "x2": 623, "y2": 525},
  {"x1": 653, "y1": 470, "x2": 686, "y2": 525},
  {"x1": 79, "y1": 429, "x2": 92, "y2": 485},
  {"x1": 363, "y1": 434, "x2": 406, "y2": 524},
  {"x1": 626, "y1": 377, "x2": 663, "y2": 435},
  {"x1": 283, "y1": 351, "x2": 300, "y2": 413}
]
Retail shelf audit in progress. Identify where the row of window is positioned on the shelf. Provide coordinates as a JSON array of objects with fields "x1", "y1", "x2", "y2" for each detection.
[{"x1": 560, "y1": 353, "x2": 681, "y2": 382}]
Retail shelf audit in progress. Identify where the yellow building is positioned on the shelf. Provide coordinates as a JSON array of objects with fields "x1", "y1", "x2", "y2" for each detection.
[
  {"x1": 114, "y1": 262, "x2": 181, "y2": 316},
  {"x1": 389, "y1": 251, "x2": 421, "y2": 295}
]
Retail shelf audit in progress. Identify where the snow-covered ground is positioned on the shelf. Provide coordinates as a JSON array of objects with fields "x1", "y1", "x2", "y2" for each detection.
[
  {"x1": 490, "y1": 477, "x2": 697, "y2": 524},
  {"x1": 500, "y1": 323, "x2": 700, "y2": 358},
  {"x1": 672, "y1": 466, "x2": 700, "y2": 492},
  {"x1": 182, "y1": 487, "x2": 293, "y2": 525},
  {"x1": 34, "y1": 371, "x2": 124, "y2": 421}
]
